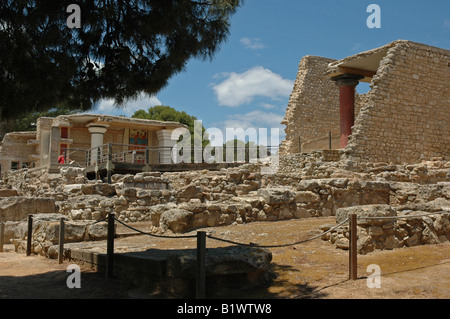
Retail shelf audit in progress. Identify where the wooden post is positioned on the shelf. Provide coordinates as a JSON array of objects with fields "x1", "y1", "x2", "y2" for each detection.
[
  {"x1": 26, "y1": 215, "x2": 33, "y2": 256},
  {"x1": 0, "y1": 222, "x2": 4, "y2": 252},
  {"x1": 106, "y1": 213, "x2": 115, "y2": 278},
  {"x1": 329, "y1": 131, "x2": 332, "y2": 150},
  {"x1": 196, "y1": 231, "x2": 207, "y2": 299},
  {"x1": 58, "y1": 218, "x2": 65, "y2": 264},
  {"x1": 349, "y1": 214, "x2": 358, "y2": 280}
]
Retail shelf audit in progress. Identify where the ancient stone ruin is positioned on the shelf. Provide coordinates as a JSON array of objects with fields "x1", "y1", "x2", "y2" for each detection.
[
  {"x1": 280, "y1": 40, "x2": 449, "y2": 164},
  {"x1": 0, "y1": 40, "x2": 449, "y2": 296}
]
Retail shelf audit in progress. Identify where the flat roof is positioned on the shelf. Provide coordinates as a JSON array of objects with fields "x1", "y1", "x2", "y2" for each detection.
[
  {"x1": 325, "y1": 41, "x2": 396, "y2": 83},
  {"x1": 54, "y1": 113, "x2": 188, "y2": 129},
  {"x1": 325, "y1": 40, "x2": 449, "y2": 83}
]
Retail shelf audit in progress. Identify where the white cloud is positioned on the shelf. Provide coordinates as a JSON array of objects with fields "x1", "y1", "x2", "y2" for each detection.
[
  {"x1": 223, "y1": 110, "x2": 284, "y2": 130},
  {"x1": 240, "y1": 37, "x2": 266, "y2": 50},
  {"x1": 95, "y1": 93, "x2": 162, "y2": 117},
  {"x1": 212, "y1": 66, "x2": 294, "y2": 107},
  {"x1": 260, "y1": 103, "x2": 277, "y2": 110},
  {"x1": 209, "y1": 110, "x2": 286, "y2": 145}
]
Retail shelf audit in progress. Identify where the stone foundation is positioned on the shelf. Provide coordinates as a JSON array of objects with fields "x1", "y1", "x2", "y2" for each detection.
[
  {"x1": 0, "y1": 155, "x2": 449, "y2": 254},
  {"x1": 321, "y1": 203, "x2": 450, "y2": 254}
]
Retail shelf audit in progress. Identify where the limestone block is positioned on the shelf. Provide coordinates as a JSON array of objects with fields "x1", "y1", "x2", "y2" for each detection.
[
  {"x1": 165, "y1": 246, "x2": 272, "y2": 278},
  {"x1": 257, "y1": 187, "x2": 296, "y2": 204},
  {"x1": 0, "y1": 197, "x2": 56, "y2": 222},
  {"x1": 336, "y1": 204, "x2": 396, "y2": 225},
  {"x1": 160, "y1": 209, "x2": 194, "y2": 233},
  {"x1": 295, "y1": 191, "x2": 320, "y2": 203}
]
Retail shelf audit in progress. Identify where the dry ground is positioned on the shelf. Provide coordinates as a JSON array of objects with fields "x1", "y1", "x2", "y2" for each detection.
[{"x1": 0, "y1": 217, "x2": 449, "y2": 299}]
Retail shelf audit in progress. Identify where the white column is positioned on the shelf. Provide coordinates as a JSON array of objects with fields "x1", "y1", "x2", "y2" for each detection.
[
  {"x1": 87, "y1": 125, "x2": 108, "y2": 165},
  {"x1": 156, "y1": 129, "x2": 177, "y2": 164}
]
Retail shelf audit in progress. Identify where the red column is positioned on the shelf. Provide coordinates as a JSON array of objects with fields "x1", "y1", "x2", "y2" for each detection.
[
  {"x1": 333, "y1": 75, "x2": 361, "y2": 148},
  {"x1": 339, "y1": 84, "x2": 356, "y2": 148}
]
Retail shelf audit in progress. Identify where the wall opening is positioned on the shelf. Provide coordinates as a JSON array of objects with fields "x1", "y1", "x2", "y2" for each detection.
[{"x1": 357, "y1": 82, "x2": 371, "y2": 94}]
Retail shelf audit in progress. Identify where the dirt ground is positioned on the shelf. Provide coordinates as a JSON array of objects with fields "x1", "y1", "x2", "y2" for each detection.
[{"x1": 0, "y1": 217, "x2": 449, "y2": 299}]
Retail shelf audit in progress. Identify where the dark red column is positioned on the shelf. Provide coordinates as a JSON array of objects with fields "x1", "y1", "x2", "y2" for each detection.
[{"x1": 332, "y1": 75, "x2": 362, "y2": 148}]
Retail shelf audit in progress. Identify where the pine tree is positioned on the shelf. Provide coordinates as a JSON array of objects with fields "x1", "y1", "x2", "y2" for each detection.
[{"x1": 0, "y1": 0, "x2": 242, "y2": 119}]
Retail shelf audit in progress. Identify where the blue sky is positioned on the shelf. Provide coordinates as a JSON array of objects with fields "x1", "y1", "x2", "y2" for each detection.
[{"x1": 92, "y1": 0, "x2": 450, "y2": 144}]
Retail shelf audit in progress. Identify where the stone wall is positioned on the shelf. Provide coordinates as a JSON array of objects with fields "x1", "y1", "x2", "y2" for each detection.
[
  {"x1": 0, "y1": 132, "x2": 37, "y2": 172},
  {"x1": 321, "y1": 203, "x2": 450, "y2": 254},
  {"x1": 1, "y1": 156, "x2": 449, "y2": 254},
  {"x1": 280, "y1": 56, "x2": 340, "y2": 155},
  {"x1": 344, "y1": 40, "x2": 450, "y2": 164},
  {"x1": 280, "y1": 56, "x2": 367, "y2": 155}
]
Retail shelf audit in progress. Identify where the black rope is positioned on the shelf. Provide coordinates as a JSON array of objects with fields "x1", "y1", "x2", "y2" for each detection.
[
  {"x1": 106, "y1": 210, "x2": 449, "y2": 248},
  {"x1": 206, "y1": 218, "x2": 350, "y2": 248},
  {"x1": 356, "y1": 211, "x2": 448, "y2": 220},
  {"x1": 113, "y1": 217, "x2": 197, "y2": 239}
]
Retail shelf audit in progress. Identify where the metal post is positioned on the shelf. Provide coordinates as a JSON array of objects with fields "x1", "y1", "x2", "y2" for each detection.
[
  {"x1": 349, "y1": 214, "x2": 358, "y2": 280},
  {"x1": 0, "y1": 222, "x2": 4, "y2": 252},
  {"x1": 58, "y1": 218, "x2": 65, "y2": 264},
  {"x1": 145, "y1": 148, "x2": 150, "y2": 165},
  {"x1": 97, "y1": 146, "x2": 101, "y2": 164},
  {"x1": 196, "y1": 231, "x2": 207, "y2": 299},
  {"x1": 26, "y1": 215, "x2": 33, "y2": 256},
  {"x1": 106, "y1": 213, "x2": 115, "y2": 278},
  {"x1": 107, "y1": 143, "x2": 113, "y2": 184}
]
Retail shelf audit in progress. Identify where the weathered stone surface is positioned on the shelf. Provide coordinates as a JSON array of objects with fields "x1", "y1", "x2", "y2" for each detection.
[
  {"x1": 166, "y1": 246, "x2": 272, "y2": 278},
  {"x1": 257, "y1": 187, "x2": 295, "y2": 204},
  {"x1": 0, "y1": 197, "x2": 56, "y2": 222},
  {"x1": 295, "y1": 191, "x2": 320, "y2": 203},
  {"x1": 160, "y1": 209, "x2": 194, "y2": 233},
  {"x1": 325, "y1": 204, "x2": 450, "y2": 254},
  {"x1": 336, "y1": 204, "x2": 396, "y2": 225},
  {"x1": 81, "y1": 183, "x2": 116, "y2": 196},
  {"x1": 433, "y1": 214, "x2": 450, "y2": 235}
]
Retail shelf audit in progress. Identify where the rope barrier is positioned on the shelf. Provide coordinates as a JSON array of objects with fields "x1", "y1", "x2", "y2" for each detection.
[
  {"x1": 206, "y1": 217, "x2": 349, "y2": 248},
  {"x1": 113, "y1": 216, "x2": 197, "y2": 239},
  {"x1": 112, "y1": 215, "x2": 350, "y2": 248},
  {"x1": 108, "y1": 210, "x2": 448, "y2": 248},
  {"x1": 356, "y1": 211, "x2": 448, "y2": 220}
]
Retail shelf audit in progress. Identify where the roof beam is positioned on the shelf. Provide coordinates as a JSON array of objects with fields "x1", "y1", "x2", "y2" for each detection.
[{"x1": 338, "y1": 66, "x2": 377, "y2": 79}]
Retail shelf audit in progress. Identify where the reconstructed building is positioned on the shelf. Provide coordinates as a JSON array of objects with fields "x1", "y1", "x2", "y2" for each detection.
[
  {"x1": 280, "y1": 40, "x2": 449, "y2": 164},
  {"x1": 0, "y1": 113, "x2": 186, "y2": 174}
]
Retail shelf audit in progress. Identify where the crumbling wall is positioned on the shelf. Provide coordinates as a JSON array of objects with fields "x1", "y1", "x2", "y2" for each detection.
[
  {"x1": 0, "y1": 132, "x2": 37, "y2": 172},
  {"x1": 344, "y1": 41, "x2": 450, "y2": 164},
  {"x1": 280, "y1": 56, "x2": 340, "y2": 154},
  {"x1": 280, "y1": 56, "x2": 366, "y2": 155}
]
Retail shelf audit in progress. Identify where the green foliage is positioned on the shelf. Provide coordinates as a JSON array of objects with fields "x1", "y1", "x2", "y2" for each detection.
[
  {"x1": 132, "y1": 105, "x2": 209, "y2": 145},
  {"x1": 0, "y1": 106, "x2": 81, "y2": 140},
  {"x1": 222, "y1": 138, "x2": 271, "y2": 162},
  {"x1": 0, "y1": 0, "x2": 242, "y2": 119}
]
